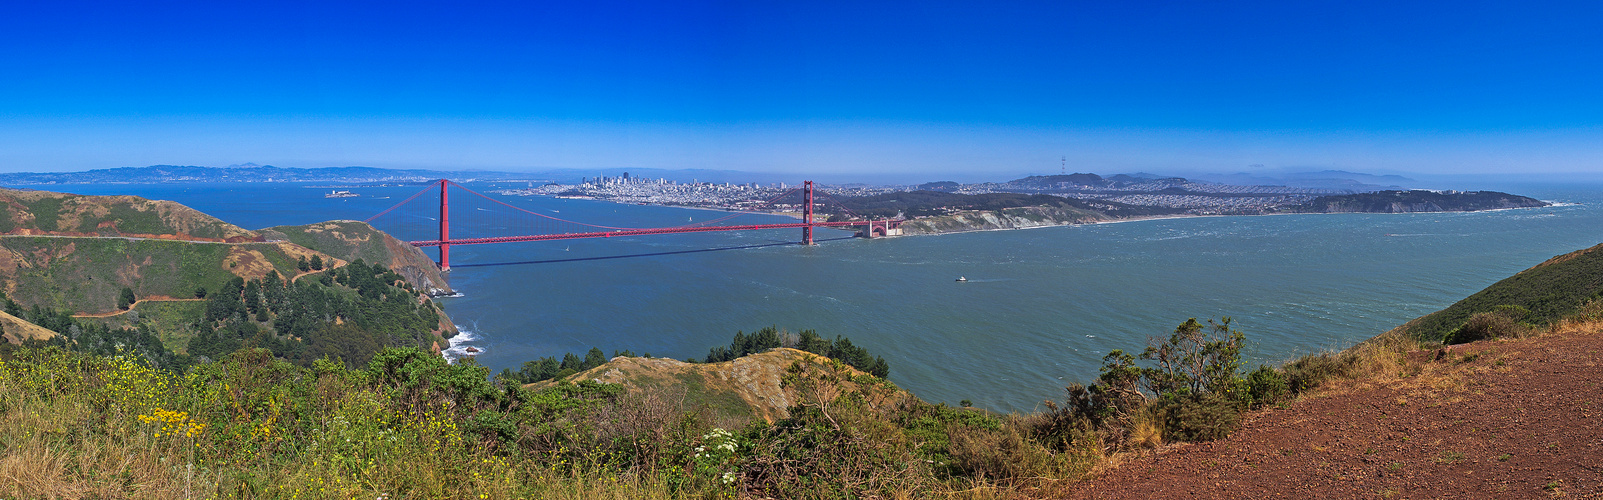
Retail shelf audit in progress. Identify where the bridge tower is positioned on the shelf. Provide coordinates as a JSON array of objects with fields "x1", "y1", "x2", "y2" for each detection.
[
  {"x1": 439, "y1": 179, "x2": 450, "y2": 271},
  {"x1": 802, "y1": 180, "x2": 815, "y2": 245}
]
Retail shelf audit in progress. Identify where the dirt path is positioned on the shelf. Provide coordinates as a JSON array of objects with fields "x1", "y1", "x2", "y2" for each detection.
[
  {"x1": 1066, "y1": 325, "x2": 1603, "y2": 499},
  {"x1": 72, "y1": 296, "x2": 204, "y2": 318}
]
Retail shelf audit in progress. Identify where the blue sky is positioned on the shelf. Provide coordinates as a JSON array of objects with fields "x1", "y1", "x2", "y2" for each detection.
[{"x1": 1, "y1": 1, "x2": 1600, "y2": 180}]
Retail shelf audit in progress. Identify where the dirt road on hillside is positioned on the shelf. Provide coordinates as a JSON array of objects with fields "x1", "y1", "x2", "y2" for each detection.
[{"x1": 1066, "y1": 324, "x2": 1603, "y2": 499}]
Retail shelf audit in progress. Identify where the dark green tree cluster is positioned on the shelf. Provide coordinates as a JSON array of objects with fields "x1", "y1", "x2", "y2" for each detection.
[
  {"x1": 501, "y1": 347, "x2": 651, "y2": 385},
  {"x1": 187, "y1": 261, "x2": 445, "y2": 368},
  {"x1": 117, "y1": 287, "x2": 137, "y2": 310},
  {"x1": 1293, "y1": 189, "x2": 1546, "y2": 214},
  {"x1": 702, "y1": 327, "x2": 890, "y2": 378}
]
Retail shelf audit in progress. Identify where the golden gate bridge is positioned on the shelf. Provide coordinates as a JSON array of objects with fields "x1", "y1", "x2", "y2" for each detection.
[{"x1": 364, "y1": 180, "x2": 903, "y2": 270}]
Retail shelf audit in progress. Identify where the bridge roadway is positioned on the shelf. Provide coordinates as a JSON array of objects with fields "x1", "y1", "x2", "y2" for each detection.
[{"x1": 408, "y1": 220, "x2": 897, "y2": 247}]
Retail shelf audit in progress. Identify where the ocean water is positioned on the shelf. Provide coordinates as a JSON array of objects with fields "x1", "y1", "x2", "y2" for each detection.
[{"x1": 35, "y1": 181, "x2": 1603, "y2": 411}]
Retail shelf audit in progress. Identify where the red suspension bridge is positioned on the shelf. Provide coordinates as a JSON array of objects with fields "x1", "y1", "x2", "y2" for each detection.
[{"x1": 364, "y1": 180, "x2": 903, "y2": 270}]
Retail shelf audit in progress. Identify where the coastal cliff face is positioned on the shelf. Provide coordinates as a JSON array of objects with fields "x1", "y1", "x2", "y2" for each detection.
[{"x1": 899, "y1": 205, "x2": 1108, "y2": 235}]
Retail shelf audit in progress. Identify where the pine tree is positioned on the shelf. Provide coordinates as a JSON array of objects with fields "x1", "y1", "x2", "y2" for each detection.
[{"x1": 117, "y1": 287, "x2": 137, "y2": 310}]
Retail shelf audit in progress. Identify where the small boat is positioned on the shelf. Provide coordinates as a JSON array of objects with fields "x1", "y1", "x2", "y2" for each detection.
[{"x1": 956, "y1": 276, "x2": 967, "y2": 282}]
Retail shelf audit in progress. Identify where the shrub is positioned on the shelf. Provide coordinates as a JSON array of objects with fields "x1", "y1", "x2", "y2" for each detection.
[
  {"x1": 1139, "y1": 318, "x2": 1245, "y2": 399},
  {"x1": 1245, "y1": 365, "x2": 1288, "y2": 408},
  {"x1": 948, "y1": 420, "x2": 1083, "y2": 483},
  {"x1": 1282, "y1": 352, "x2": 1357, "y2": 395},
  {"x1": 1159, "y1": 394, "x2": 1240, "y2": 442},
  {"x1": 1444, "y1": 305, "x2": 1532, "y2": 345}
]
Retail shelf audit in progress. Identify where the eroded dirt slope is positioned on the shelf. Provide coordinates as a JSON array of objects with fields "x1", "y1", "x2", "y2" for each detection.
[{"x1": 1067, "y1": 323, "x2": 1603, "y2": 499}]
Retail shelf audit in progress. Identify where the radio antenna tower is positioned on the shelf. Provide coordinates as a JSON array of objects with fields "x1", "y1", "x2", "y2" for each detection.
[{"x1": 1061, "y1": 156, "x2": 1066, "y2": 175}]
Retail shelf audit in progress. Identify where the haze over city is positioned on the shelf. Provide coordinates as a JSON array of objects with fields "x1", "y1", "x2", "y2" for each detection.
[{"x1": 2, "y1": 1, "x2": 1600, "y2": 182}]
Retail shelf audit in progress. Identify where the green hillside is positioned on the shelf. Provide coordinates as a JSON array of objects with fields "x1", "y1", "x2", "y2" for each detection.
[
  {"x1": 0, "y1": 236, "x2": 301, "y2": 313},
  {"x1": 1399, "y1": 242, "x2": 1603, "y2": 341},
  {"x1": 0, "y1": 189, "x2": 456, "y2": 375},
  {"x1": 263, "y1": 220, "x2": 452, "y2": 295}
]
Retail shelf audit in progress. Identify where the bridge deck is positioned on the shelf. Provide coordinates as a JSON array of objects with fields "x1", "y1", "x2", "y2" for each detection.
[{"x1": 409, "y1": 220, "x2": 897, "y2": 247}]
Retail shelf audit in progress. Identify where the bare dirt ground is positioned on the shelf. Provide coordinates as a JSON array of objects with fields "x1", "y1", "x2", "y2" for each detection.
[{"x1": 1066, "y1": 323, "x2": 1603, "y2": 499}]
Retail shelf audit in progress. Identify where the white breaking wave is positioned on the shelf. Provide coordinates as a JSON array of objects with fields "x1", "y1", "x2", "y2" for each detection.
[{"x1": 440, "y1": 323, "x2": 483, "y2": 363}]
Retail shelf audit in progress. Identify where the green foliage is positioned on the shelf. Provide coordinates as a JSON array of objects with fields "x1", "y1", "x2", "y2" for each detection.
[
  {"x1": 1444, "y1": 305, "x2": 1532, "y2": 345},
  {"x1": 1037, "y1": 317, "x2": 1257, "y2": 449},
  {"x1": 0, "y1": 238, "x2": 295, "y2": 314},
  {"x1": 506, "y1": 346, "x2": 614, "y2": 384},
  {"x1": 2, "y1": 294, "x2": 189, "y2": 370},
  {"x1": 1404, "y1": 243, "x2": 1603, "y2": 341},
  {"x1": 1139, "y1": 317, "x2": 1247, "y2": 401},
  {"x1": 708, "y1": 327, "x2": 890, "y2": 378},
  {"x1": 1295, "y1": 189, "x2": 1545, "y2": 213},
  {"x1": 117, "y1": 287, "x2": 136, "y2": 310},
  {"x1": 1282, "y1": 352, "x2": 1358, "y2": 394},
  {"x1": 26, "y1": 196, "x2": 62, "y2": 232},
  {"x1": 1156, "y1": 394, "x2": 1240, "y2": 442},
  {"x1": 1244, "y1": 365, "x2": 1288, "y2": 409},
  {"x1": 270, "y1": 222, "x2": 397, "y2": 270}
]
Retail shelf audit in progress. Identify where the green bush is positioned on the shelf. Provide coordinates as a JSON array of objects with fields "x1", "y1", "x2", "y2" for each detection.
[
  {"x1": 1245, "y1": 365, "x2": 1288, "y2": 408},
  {"x1": 1444, "y1": 305, "x2": 1532, "y2": 345},
  {"x1": 948, "y1": 421, "x2": 1082, "y2": 483},
  {"x1": 1282, "y1": 353, "x2": 1357, "y2": 395},
  {"x1": 1159, "y1": 394, "x2": 1240, "y2": 442}
]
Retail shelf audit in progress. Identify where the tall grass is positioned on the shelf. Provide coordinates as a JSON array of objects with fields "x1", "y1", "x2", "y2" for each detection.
[{"x1": 0, "y1": 346, "x2": 1100, "y2": 499}]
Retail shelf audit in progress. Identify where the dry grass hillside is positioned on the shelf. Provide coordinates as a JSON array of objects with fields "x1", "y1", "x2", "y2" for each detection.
[
  {"x1": 0, "y1": 311, "x2": 54, "y2": 343},
  {"x1": 0, "y1": 188, "x2": 259, "y2": 242},
  {"x1": 531, "y1": 348, "x2": 899, "y2": 425}
]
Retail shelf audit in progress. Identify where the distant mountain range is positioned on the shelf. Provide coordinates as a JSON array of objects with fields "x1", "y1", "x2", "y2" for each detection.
[
  {"x1": 0, "y1": 164, "x2": 540, "y2": 185},
  {"x1": 1184, "y1": 170, "x2": 1414, "y2": 191},
  {"x1": 0, "y1": 164, "x2": 807, "y2": 186}
]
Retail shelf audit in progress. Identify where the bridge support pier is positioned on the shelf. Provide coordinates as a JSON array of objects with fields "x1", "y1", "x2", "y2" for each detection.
[
  {"x1": 801, "y1": 180, "x2": 815, "y2": 245},
  {"x1": 439, "y1": 179, "x2": 451, "y2": 271}
]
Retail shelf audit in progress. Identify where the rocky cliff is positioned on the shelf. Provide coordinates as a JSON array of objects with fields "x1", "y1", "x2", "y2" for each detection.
[{"x1": 898, "y1": 205, "x2": 1108, "y2": 235}]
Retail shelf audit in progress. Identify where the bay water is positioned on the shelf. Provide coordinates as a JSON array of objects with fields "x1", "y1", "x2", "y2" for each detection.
[{"x1": 38, "y1": 181, "x2": 1603, "y2": 411}]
